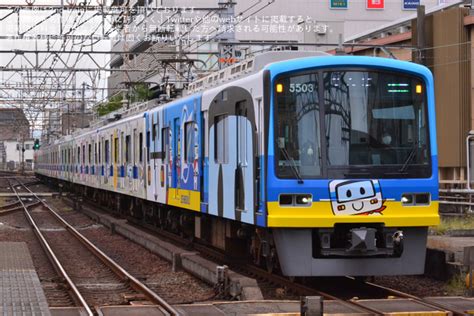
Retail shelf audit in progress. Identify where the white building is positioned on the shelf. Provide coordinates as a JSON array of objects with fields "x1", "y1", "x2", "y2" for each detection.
[{"x1": 3, "y1": 140, "x2": 34, "y2": 170}]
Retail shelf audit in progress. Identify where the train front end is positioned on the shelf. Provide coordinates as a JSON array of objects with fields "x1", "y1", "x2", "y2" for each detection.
[{"x1": 266, "y1": 56, "x2": 438, "y2": 276}]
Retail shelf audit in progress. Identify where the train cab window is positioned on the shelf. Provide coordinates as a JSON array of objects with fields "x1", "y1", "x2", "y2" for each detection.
[
  {"x1": 185, "y1": 122, "x2": 195, "y2": 163},
  {"x1": 215, "y1": 115, "x2": 228, "y2": 164},
  {"x1": 322, "y1": 70, "x2": 430, "y2": 177},
  {"x1": 162, "y1": 127, "x2": 170, "y2": 162},
  {"x1": 275, "y1": 72, "x2": 321, "y2": 178},
  {"x1": 125, "y1": 135, "x2": 131, "y2": 163},
  {"x1": 139, "y1": 132, "x2": 143, "y2": 163},
  {"x1": 105, "y1": 140, "x2": 110, "y2": 163},
  {"x1": 114, "y1": 137, "x2": 119, "y2": 164}
]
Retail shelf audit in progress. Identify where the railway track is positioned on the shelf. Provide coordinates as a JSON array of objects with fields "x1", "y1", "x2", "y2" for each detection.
[
  {"x1": 37, "y1": 178, "x2": 470, "y2": 315},
  {"x1": 9, "y1": 178, "x2": 179, "y2": 316},
  {"x1": 94, "y1": 205, "x2": 464, "y2": 315}
]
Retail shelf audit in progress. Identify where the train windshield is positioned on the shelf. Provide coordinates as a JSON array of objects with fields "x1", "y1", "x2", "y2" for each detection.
[{"x1": 275, "y1": 69, "x2": 431, "y2": 179}]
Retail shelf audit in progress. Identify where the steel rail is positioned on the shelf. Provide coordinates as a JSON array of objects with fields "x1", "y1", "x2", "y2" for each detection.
[
  {"x1": 17, "y1": 178, "x2": 180, "y2": 316},
  {"x1": 351, "y1": 277, "x2": 464, "y2": 315},
  {"x1": 240, "y1": 263, "x2": 386, "y2": 315},
  {"x1": 7, "y1": 178, "x2": 94, "y2": 316}
]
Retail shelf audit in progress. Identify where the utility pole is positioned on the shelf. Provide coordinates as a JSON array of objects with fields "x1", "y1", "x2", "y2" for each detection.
[
  {"x1": 218, "y1": 0, "x2": 237, "y2": 69},
  {"x1": 416, "y1": 5, "x2": 426, "y2": 65}
]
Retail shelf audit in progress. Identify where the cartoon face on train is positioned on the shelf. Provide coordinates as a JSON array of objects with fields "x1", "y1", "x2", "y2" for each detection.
[{"x1": 329, "y1": 180, "x2": 385, "y2": 215}]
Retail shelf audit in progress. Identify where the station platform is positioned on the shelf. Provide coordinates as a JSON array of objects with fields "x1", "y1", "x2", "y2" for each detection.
[
  {"x1": 426, "y1": 235, "x2": 472, "y2": 279},
  {"x1": 0, "y1": 242, "x2": 51, "y2": 316},
  {"x1": 428, "y1": 235, "x2": 474, "y2": 263}
]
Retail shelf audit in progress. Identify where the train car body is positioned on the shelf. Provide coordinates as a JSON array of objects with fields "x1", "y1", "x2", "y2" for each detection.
[{"x1": 35, "y1": 52, "x2": 439, "y2": 276}]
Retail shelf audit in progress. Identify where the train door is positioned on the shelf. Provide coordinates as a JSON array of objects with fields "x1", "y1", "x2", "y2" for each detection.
[
  {"x1": 158, "y1": 126, "x2": 170, "y2": 204},
  {"x1": 104, "y1": 136, "x2": 109, "y2": 185},
  {"x1": 145, "y1": 114, "x2": 153, "y2": 201},
  {"x1": 201, "y1": 111, "x2": 208, "y2": 209},
  {"x1": 153, "y1": 117, "x2": 159, "y2": 200},
  {"x1": 208, "y1": 87, "x2": 256, "y2": 224},
  {"x1": 173, "y1": 117, "x2": 181, "y2": 194}
]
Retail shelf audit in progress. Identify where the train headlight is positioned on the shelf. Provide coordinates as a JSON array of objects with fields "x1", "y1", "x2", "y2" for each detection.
[
  {"x1": 279, "y1": 194, "x2": 313, "y2": 206},
  {"x1": 401, "y1": 194, "x2": 412, "y2": 204},
  {"x1": 401, "y1": 193, "x2": 430, "y2": 206}
]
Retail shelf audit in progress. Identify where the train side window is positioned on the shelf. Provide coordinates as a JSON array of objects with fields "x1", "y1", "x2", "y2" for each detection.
[
  {"x1": 162, "y1": 127, "x2": 170, "y2": 162},
  {"x1": 185, "y1": 122, "x2": 194, "y2": 163},
  {"x1": 114, "y1": 137, "x2": 119, "y2": 164},
  {"x1": 215, "y1": 115, "x2": 228, "y2": 164},
  {"x1": 105, "y1": 140, "x2": 109, "y2": 163},
  {"x1": 125, "y1": 134, "x2": 131, "y2": 163},
  {"x1": 139, "y1": 132, "x2": 143, "y2": 163}
]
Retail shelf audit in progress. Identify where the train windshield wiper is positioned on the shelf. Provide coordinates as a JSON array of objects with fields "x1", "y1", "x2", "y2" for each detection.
[
  {"x1": 280, "y1": 147, "x2": 304, "y2": 184},
  {"x1": 398, "y1": 141, "x2": 419, "y2": 173}
]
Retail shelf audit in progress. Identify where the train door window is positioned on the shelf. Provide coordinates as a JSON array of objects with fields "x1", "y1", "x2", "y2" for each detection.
[
  {"x1": 139, "y1": 132, "x2": 143, "y2": 163},
  {"x1": 146, "y1": 131, "x2": 151, "y2": 162},
  {"x1": 105, "y1": 140, "x2": 110, "y2": 163},
  {"x1": 88, "y1": 143, "x2": 92, "y2": 164},
  {"x1": 185, "y1": 122, "x2": 195, "y2": 163},
  {"x1": 121, "y1": 132, "x2": 125, "y2": 164},
  {"x1": 153, "y1": 122, "x2": 158, "y2": 142},
  {"x1": 77, "y1": 146, "x2": 80, "y2": 164},
  {"x1": 162, "y1": 127, "x2": 169, "y2": 162},
  {"x1": 95, "y1": 143, "x2": 98, "y2": 164},
  {"x1": 114, "y1": 137, "x2": 119, "y2": 164},
  {"x1": 236, "y1": 100, "x2": 248, "y2": 165},
  {"x1": 82, "y1": 145, "x2": 85, "y2": 164},
  {"x1": 215, "y1": 115, "x2": 228, "y2": 164},
  {"x1": 133, "y1": 129, "x2": 137, "y2": 165},
  {"x1": 98, "y1": 141, "x2": 101, "y2": 164},
  {"x1": 125, "y1": 134, "x2": 131, "y2": 163}
]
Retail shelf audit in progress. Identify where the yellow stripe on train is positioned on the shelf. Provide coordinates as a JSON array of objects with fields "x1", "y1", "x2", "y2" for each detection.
[
  {"x1": 267, "y1": 201, "x2": 439, "y2": 228},
  {"x1": 167, "y1": 188, "x2": 201, "y2": 212}
]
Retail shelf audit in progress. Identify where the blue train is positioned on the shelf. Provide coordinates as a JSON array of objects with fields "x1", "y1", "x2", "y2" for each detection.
[{"x1": 35, "y1": 51, "x2": 439, "y2": 276}]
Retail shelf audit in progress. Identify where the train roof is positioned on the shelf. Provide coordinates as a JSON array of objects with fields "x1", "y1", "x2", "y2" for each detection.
[{"x1": 186, "y1": 51, "x2": 329, "y2": 95}]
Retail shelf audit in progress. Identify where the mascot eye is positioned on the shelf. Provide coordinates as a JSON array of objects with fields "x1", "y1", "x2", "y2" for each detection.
[
  {"x1": 346, "y1": 190, "x2": 352, "y2": 198},
  {"x1": 360, "y1": 187, "x2": 365, "y2": 195}
]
